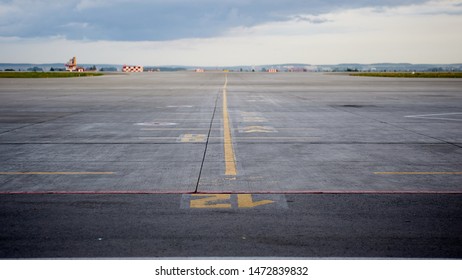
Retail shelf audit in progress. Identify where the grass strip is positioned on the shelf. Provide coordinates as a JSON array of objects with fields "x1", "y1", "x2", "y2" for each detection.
[
  {"x1": 0, "y1": 72, "x2": 104, "y2": 78},
  {"x1": 350, "y1": 72, "x2": 462, "y2": 78}
]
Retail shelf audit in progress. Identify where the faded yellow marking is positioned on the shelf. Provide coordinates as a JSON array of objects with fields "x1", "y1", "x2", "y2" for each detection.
[
  {"x1": 138, "y1": 137, "x2": 182, "y2": 140},
  {"x1": 237, "y1": 194, "x2": 275, "y2": 208},
  {"x1": 243, "y1": 116, "x2": 268, "y2": 122},
  {"x1": 0, "y1": 172, "x2": 114, "y2": 175},
  {"x1": 226, "y1": 137, "x2": 319, "y2": 140},
  {"x1": 223, "y1": 74, "x2": 237, "y2": 176},
  {"x1": 374, "y1": 172, "x2": 462, "y2": 175},
  {"x1": 141, "y1": 128, "x2": 207, "y2": 131},
  {"x1": 240, "y1": 112, "x2": 259, "y2": 116},
  {"x1": 136, "y1": 119, "x2": 213, "y2": 121},
  {"x1": 241, "y1": 126, "x2": 277, "y2": 133},
  {"x1": 188, "y1": 194, "x2": 276, "y2": 209},
  {"x1": 190, "y1": 194, "x2": 232, "y2": 208},
  {"x1": 178, "y1": 134, "x2": 206, "y2": 143}
]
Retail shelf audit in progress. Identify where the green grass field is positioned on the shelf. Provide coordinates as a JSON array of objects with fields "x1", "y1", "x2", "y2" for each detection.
[
  {"x1": 0, "y1": 72, "x2": 104, "y2": 78},
  {"x1": 350, "y1": 72, "x2": 462, "y2": 78}
]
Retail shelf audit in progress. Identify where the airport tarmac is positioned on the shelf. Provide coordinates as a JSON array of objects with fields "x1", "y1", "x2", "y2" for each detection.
[{"x1": 0, "y1": 72, "x2": 461, "y2": 258}]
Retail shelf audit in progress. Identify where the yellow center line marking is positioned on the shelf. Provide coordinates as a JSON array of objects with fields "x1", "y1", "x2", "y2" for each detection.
[
  {"x1": 0, "y1": 172, "x2": 115, "y2": 175},
  {"x1": 223, "y1": 74, "x2": 237, "y2": 177},
  {"x1": 374, "y1": 172, "x2": 462, "y2": 175}
]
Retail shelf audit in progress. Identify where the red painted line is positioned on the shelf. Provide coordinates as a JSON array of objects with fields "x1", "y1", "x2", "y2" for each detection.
[
  {"x1": 195, "y1": 190, "x2": 462, "y2": 194},
  {"x1": 0, "y1": 190, "x2": 194, "y2": 195},
  {"x1": 0, "y1": 190, "x2": 461, "y2": 195}
]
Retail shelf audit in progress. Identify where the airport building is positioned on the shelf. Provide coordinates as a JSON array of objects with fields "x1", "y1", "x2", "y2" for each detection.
[{"x1": 122, "y1": 65, "x2": 144, "y2": 72}]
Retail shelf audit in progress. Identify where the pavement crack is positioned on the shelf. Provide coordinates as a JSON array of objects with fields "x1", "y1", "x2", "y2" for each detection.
[{"x1": 194, "y1": 89, "x2": 220, "y2": 193}]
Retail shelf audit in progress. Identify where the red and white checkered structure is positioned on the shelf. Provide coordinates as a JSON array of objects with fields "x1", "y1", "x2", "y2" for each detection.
[{"x1": 122, "y1": 65, "x2": 144, "y2": 72}]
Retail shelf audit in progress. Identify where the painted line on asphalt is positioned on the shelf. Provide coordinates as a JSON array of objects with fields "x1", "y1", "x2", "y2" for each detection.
[
  {"x1": 239, "y1": 126, "x2": 278, "y2": 133},
  {"x1": 374, "y1": 172, "x2": 462, "y2": 175},
  {"x1": 1, "y1": 190, "x2": 462, "y2": 195},
  {"x1": 0, "y1": 172, "x2": 115, "y2": 175},
  {"x1": 140, "y1": 128, "x2": 208, "y2": 131},
  {"x1": 137, "y1": 137, "x2": 183, "y2": 140},
  {"x1": 177, "y1": 134, "x2": 207, "y2": 143},
  {"x1": 137, "y1": 136, "x2": 321, "y2": 141},
  {"x1": 183, "y1": 136, "x2": 321, "y2": 140},
  {"x1": 192, "y1": 190, "x2": 462, "y2": 194},
  {"x1": 222, "y1": 74, "x2": 237, "y2": 177},
  {"x1": 405, "y1": 112, "x2": 462, "y2": 122},
  {"x1": 0, "y1": 191, "x2": 189, "y2": 195},
  {"x1": 142, "y1": 128, "x2": 319, "y2": 131},
  {"x1": 181, "y1": 194, "x2": 287, "y2": 209},
  {"x1": 136, "y1": 119, "x2": 217, "y2": 121},
  {"x1": 210, "y1": 136, "x2": 320, "y2": 139}
]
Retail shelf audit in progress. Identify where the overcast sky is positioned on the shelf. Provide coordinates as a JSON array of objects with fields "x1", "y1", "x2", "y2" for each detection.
[{"x1": 1, "y1": 0, "x2": 461, "y2": 66}]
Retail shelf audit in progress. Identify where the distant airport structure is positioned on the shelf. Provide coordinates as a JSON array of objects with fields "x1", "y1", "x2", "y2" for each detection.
[
  {"x1": 65, "y1": 57, "x2": 84, "y2": 72},
  {"x1": 122, "y1": 65, "x2": 143, "y2": 72}
]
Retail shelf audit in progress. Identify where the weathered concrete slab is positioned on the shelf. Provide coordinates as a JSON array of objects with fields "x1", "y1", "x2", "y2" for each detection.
[{"x1": 1, "y1": 72, "x2": 461, "y2": 193}]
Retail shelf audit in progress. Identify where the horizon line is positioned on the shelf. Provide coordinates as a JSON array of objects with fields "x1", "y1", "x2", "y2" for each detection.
[{"x1": 2, "y1": 62, "x2": 462, "y2": 68}]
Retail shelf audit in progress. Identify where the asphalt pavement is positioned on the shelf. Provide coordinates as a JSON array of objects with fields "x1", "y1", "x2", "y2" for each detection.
[{"x1": 0, "y1": 72, "x2": 461, "y2": 258}]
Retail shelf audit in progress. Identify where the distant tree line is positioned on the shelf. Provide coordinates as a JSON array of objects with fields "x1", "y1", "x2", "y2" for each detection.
[
  {"x1": 27, "y1": 67, "x2": 44, "y2": 72},
  {"x1": 50, "y1": 67, "x2": 66, "y2": 71},
  {"x1": 99, "y1": 67, "x2": 118, "y2": 72}
]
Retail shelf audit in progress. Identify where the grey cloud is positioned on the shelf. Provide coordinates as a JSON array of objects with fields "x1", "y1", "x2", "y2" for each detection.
[
  {"x1": 0, "y1": 0, "x2": 430, "y2": 41},
  {"x1": 291, "y1": 15, "x2": 330, "y2": 24}
]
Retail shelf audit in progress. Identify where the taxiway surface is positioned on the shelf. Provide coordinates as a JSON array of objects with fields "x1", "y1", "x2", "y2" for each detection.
[{"x1": 0, "y1": 72, "x2": 461, "y2": 257}]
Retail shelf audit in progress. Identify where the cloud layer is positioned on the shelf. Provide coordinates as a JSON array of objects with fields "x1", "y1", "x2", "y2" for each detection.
[{"x1": 1, "y1": 0, "x2": 429, "y2": 41}]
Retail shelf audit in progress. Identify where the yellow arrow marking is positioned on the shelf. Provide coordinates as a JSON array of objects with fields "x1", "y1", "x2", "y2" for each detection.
[
  {"x1": 237, "y1": 194, "x2": 275, "y2": 208},
  {"x1": 187, "y1": 194, "x2": 279, "y2": 209},
  {"x1": 190, "y1": 194, "x2": 232, "y2": 208}
]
